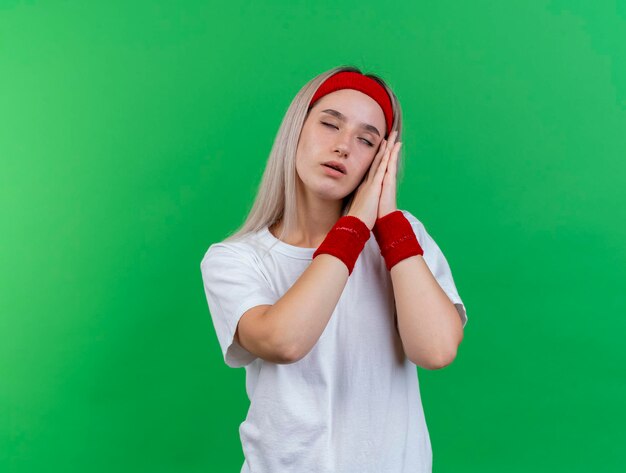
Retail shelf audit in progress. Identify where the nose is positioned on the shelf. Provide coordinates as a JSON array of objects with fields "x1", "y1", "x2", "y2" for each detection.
[
  {"x1": 333, "y1": 136, "x2": 350, "y2": 157},
  {"x1": 334, "y1": 146, "x2": 348, "y2": 158}
]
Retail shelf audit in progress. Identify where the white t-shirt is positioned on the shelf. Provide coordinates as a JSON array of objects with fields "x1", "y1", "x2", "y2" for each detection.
[{"x1": 200, "y1": 209, "x2": 467, "y2": 473}]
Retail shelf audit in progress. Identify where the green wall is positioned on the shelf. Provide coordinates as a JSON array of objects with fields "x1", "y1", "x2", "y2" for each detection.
[{"x1": 1, "y1": 1, "x2": 625, "y2": 471}]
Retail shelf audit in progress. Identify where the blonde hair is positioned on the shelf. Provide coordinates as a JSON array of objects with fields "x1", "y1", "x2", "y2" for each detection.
[{"x1": 221, "y1": 64, "x2": 404, "y2": 254}]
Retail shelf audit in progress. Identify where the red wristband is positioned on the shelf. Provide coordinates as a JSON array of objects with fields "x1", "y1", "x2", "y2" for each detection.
[
  {"x1": 372, "y1": 210, "x2": 424, "y2": 271},
  {"x1": 312, "y1": 216, "x2": 371, "y2": 275}
]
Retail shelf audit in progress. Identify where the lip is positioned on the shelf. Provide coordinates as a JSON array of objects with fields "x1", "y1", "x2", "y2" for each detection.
[
  {"x1": 321, "y1": 164, "x2": 346, "y2": 177},
  {"x1": 321, "y1": 161, "x2": 347, "y2": 175}
]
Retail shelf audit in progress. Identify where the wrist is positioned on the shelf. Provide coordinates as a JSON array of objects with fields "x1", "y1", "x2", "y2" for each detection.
[
  {"x1": 312, "y1": 215, "x2": 371, "y2": 275},
  {"x1": 372, "y1": 211, "x2": 423, "y2": 271}
]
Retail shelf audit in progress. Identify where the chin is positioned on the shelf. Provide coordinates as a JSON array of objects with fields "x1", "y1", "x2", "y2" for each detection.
[
  {"x1": 310, "y1": 182, "x2": 349, "y2": 200},
  {"x1": 320, "y1": 189, "x2": 348, "y2": 201},
  {"x1": 299, "y1": 172, "x2": 353, "y2": 200}
]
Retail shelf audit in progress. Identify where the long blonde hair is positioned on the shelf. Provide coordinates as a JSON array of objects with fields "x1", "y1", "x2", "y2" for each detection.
[{"x1": 222, "y1": 64, "x2": 404, "y2": 253}]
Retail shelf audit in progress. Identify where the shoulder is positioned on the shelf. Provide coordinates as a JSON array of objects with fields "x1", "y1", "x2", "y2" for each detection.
[
  {"x1": 398, "y1": 208, "x2": 428, "y2": 239},
  {"x1": 200, "y1": 236, "x2": 260, "y2": 272},
  {"x1": 398, "y1": 208, "x2": 424, "y2": 228},
  {"x1": 397, "y1": 209, "x2": 442, "y2": 254}
]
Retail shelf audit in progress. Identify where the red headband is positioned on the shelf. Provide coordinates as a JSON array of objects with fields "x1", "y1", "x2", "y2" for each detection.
[{"x1": 308, "y1": 71, "x2": 394, "y2": 137}]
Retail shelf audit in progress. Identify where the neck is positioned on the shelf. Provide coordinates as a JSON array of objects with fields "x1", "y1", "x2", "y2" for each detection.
[{"x1": 269, "y1": 182, "x2": 346, "y2": 248}]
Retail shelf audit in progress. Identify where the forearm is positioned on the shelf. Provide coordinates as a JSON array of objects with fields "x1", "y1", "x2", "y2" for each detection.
[
  {"x1": 267, "y1": 254, "x2": 349, "y2": 361},
  {"x1": 390, "y1": 255, "x2": 463, "y2": 369}
]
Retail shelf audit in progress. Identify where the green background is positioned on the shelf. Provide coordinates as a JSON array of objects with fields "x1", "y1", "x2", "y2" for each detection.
[{"x1": 2, "y1": 1, "x2": 625, "y2": 471}]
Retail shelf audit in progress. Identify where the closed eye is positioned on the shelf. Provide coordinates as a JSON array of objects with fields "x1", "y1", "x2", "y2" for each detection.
[{"x1": 320, "y1": 121, "x2": 374, "y2": 147}]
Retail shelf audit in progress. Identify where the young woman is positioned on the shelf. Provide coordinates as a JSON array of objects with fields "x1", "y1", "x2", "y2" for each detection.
[{"x1": 200, "y1": 65, "x2": 468, "y2": 473}]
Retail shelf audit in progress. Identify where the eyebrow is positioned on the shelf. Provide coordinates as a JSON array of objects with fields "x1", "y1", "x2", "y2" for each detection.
[{"x1": 320, "y1": 109, "x2": 381, "y2": 137}]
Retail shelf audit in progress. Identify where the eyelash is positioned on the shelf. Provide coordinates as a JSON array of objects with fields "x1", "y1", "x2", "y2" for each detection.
[{"x1": 320, "y1": 121, "x2": 374, "y2": 147}]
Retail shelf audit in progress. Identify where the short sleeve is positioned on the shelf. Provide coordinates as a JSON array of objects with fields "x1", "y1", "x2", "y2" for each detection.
[
  {"x1": 401, "y1": 210, "x2": 468, "y2": 328},
  {"x1": 200, "y1": 243, "x2": 279, "y2": 368}
]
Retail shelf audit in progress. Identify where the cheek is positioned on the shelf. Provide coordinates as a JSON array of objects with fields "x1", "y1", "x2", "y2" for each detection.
[
  {"x1": 297, "y1": 132, "x2": 317, "y2": 158},
  {"x1": 350, "y1": 161, "x2": 371, "y2": 185},
  {"x1": 362, "y1": 153, "x2": 377, "y2": 173}
]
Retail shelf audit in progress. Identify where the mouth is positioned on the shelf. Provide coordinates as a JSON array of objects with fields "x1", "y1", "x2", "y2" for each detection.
[{"x1": 321, "y1": 161, "x2": 347, "y2": 175}]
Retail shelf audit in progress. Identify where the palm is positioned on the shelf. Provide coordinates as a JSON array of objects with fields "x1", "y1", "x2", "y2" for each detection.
[{"x1": 378, "y1": 138, "x2": 402, "y2": 219}]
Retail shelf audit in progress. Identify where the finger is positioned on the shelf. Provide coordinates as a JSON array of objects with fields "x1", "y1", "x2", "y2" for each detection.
[
  {"x1": 374, "y1": 143, "x2": 393, "y2": 183},
  {"x1": 389, "y1": 142, "x2": 401, "y2": 179},
  {"x1": 380, "y1": 143, "x2": 399, "y2": 193},
  {"x1": 366, "y1": 138, "x2": 388, "y2": 183}
]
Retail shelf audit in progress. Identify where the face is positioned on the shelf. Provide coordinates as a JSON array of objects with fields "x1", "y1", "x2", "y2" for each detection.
[{"x1": 295, "y1": 88, "x2": 387, "y2": 201}]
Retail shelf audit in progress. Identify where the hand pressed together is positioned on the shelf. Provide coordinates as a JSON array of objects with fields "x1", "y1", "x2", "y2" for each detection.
[
  {"x1": 377, "y1": 130, "x2": 402, "y2": 220},
  {"x1": 346, "y1": 130, "x2": 402, "y2": 228}
]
